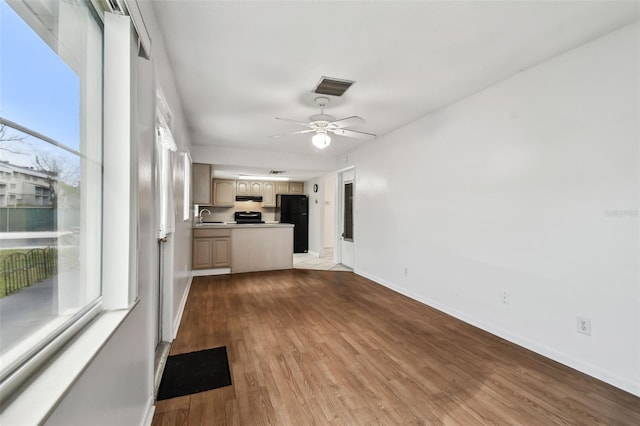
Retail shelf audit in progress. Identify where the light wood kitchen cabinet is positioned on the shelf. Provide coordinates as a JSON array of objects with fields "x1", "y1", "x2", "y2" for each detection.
[
  {"x1": 231, "y1": 226, "x2": 293, "y2": 273},
  {"x1": 193, "y1": 228, "x2": 231, "y2": 269},
  {"x1": 276, "y1": 182, "x2": 290, "y2": 195},
  {"x1": 192, "y1": 163, "x2": 212, "y2": 205},
  {"x1": 214, "y1": 178, "x2": 303, "y2": 206},
  {"x1": 211, "y1": 237, "x2": 231, "y2": 267},
  {"x1": 289, "y1": 181, "x2": 304, "y2": 194},
  {"x1": 250, "y1": 181, "x2": 263, "y2": 195},
  {"x1": 213, "y1": 179, "x2": 236, "y2": 207},
  {"x1": 237, "y1": 180, "x2": 263, "y2": 197},
  {"x1": 236, "y1": 180, "x2": 250, "y2": 196},
  {"x1": 193, "y1": 238, "x2": 214, "y2": 269},
  {"x1": 262, "y1": 182, "x2": 276, "y2": 207},
  {"x1": 274, "y1": 181, "x2": 304, "y2": 195}
]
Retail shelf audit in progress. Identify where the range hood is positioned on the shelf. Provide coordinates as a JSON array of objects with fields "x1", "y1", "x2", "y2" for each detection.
[{"x1": 236, "y1": 195, "x2": 263, "y2": 202}]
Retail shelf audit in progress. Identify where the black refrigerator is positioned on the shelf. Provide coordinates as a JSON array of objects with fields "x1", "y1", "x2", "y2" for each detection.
[{"x1": 275, "y1": 194, "x2": 308, "y2": 253}]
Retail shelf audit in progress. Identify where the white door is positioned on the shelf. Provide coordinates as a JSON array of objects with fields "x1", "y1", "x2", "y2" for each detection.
[{"x1": 339, "y1": 169, "x2": 355, "y2": 268}]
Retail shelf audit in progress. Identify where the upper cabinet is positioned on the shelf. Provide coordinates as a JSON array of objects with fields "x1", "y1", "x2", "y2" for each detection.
[
  {"x1": 192, "y1": 163, "x2": 212, "y2": 205},
  {"x1": 262, "y1": 182, "x2": 276, "y2": 207},
  {"x1": 236, "y1": 180, "x2": 250, "y2": 196},
  {"x1": 274, "y1": 182, "x2": 305, "y2": 195},
  {"x1": 211, "y1": 176, "x2": 306, "y2": 207},
  {"x1": 237, "y1": 180, "x2": 263, "y2": 196},
  {"x1": 275, "y1": 182, "x2": 290, "y2": 195},
  {"x1": 288, "y1": 182, "x2": 304, "y2": 194},
  {"x1": 250, "y1": 181, "x2": 263, "y2": 196},
  {"x1": 212, "y1": 179, "x2": 236, "y2": 207}
]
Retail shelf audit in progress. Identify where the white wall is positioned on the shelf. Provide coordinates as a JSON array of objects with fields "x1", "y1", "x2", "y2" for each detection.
[
  {"x1": 345, "y1": 22, "x2": 639, "y2": 395},
  {"x1": 138, "y1": 1, "x2": 194, "y2": 342},
  {"x1": 322, "y1": 174, "x2": 337, "y2": 259},
  {"x1": 307, "y1": 177, "x2": 323, "y2": 256}
]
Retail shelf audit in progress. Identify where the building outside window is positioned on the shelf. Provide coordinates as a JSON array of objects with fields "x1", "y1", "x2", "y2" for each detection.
[{"x1": 0, "y1": 0, "x2": 103, "y2": 386}]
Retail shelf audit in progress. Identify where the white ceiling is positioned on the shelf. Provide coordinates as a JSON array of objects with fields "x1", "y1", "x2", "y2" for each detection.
[{"x1": 151, "y1": 1, "x2": 638, "y2": 179}]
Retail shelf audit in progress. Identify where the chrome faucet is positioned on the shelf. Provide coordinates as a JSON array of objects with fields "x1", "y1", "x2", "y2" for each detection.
[{"x1": 198, "y1": 208, "x2": 212, "y2": 223}]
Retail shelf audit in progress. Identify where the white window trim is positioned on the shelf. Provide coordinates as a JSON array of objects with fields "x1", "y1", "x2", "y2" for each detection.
[
  {"x1": 102, "y1": 11, "x2": 138, "y2": 310},
  {"x1": 0, "y1": 304, "x2": 135, "y2": 424}
]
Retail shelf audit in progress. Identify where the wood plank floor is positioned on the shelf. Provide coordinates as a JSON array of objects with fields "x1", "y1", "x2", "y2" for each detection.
[{"x1": 153, "y1": 270, "x2": 640, "y2": 425}]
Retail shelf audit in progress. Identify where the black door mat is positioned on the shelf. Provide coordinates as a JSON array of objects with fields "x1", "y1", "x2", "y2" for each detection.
[{"x1": 157, "y1": 346, "x2": 232, "y2": 400}]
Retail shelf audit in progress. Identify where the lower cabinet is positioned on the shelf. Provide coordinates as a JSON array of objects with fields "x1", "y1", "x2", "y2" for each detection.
[
  {"x1": 193, "y1": 228, "x2": 231, "y2": 269},
  {"x1": 211, "y1": 238, "x2": 231, "y2": 268}
]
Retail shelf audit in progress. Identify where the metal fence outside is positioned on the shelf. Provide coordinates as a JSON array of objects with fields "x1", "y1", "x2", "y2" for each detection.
[{"x1": 2, "y1": 247, "x2": 57, "y2": 296}]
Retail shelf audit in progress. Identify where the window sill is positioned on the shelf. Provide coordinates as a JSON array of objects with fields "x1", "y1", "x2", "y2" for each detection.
[{"x1": 0, "y1": 300, "x2": 138, "y2": 424}]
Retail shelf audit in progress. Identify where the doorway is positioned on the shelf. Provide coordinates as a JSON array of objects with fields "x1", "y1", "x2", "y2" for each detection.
[{"x1": 338, "y1": 169, "x2": 355, "y2": 269}]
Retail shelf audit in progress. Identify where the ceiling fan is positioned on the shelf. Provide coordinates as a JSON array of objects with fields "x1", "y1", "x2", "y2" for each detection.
[{"x1": 272, "y1": 97, "x2": 376, "y2": 149}]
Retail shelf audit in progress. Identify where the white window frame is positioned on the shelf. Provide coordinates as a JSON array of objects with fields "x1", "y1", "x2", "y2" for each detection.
[
  {"x1": 0, "y1": 5, "x2": 143, "y2": 423},
  {"x1": 0, "y1": 0, "x2": 104, "y2": 387}
]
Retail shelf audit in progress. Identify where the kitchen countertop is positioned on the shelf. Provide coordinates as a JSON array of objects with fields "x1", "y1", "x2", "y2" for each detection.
[{"x1": 193, "y1": 222, "x2": 294, "y2": 229}]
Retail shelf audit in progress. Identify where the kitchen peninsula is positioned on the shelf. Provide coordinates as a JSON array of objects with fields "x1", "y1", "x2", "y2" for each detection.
[{"x1": 192, "y1": 222, "x2": 294, "y2": 275}]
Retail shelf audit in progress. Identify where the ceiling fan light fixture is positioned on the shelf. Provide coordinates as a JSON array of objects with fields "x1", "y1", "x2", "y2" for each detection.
[{"x1": 312, "y1": 132, "x2": 331, "y2": 149}]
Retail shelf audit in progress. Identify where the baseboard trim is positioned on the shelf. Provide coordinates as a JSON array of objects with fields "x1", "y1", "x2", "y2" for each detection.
[
  {"x1": 192, "y1": 268, "x2": 231, "y2": 276},
  {"x1": 141, "y1": 396, "x2": 155, "y2": 426},
  {"x1": 354, "y1": 269, "x2": 640, "y2": 397},
  {"x1": 153, "y1": 341, "x2": 171, "y2": 398},
  {"x1": 172, "y1": 275, "x2": 193, "y2": 340}
]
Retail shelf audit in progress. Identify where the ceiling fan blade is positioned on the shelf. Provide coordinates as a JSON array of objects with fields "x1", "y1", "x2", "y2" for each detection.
[
  {"x1": 331, "y1": 128, "x2": 376, "y2": 140},
  {"x1": 329, "y1": 116, "x2": 365, "y2": 129},
  {"x1": 275, "y1": 117, "x2": 311, "y2": 127},
  {"x1": 270, "y1": 129, "x2": 315, "y2": 138}
]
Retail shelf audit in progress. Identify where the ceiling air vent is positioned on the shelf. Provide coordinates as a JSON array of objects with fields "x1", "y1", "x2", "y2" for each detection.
[
  {"x1": 269, "y1": 170, "x2": 287, "y2": 175},
  {"x1": 313, "y1": 77, "x2": 355, "y2": 97}
]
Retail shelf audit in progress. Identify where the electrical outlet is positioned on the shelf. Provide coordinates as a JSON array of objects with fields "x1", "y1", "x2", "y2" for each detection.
[
  {"x1": 577, "y1": 317, "x2": 591, "y2": 335},
  {"x1": 501, "y1": 291, "x2": 510, "y2": 304},
  {"x1": 404, "y1": 267, "x2": 408, "y2": 277}
]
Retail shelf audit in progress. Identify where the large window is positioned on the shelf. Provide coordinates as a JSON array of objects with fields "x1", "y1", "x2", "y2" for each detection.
[{"x1": 0, "y1": 0, "x2": 103, "y2": 382}]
